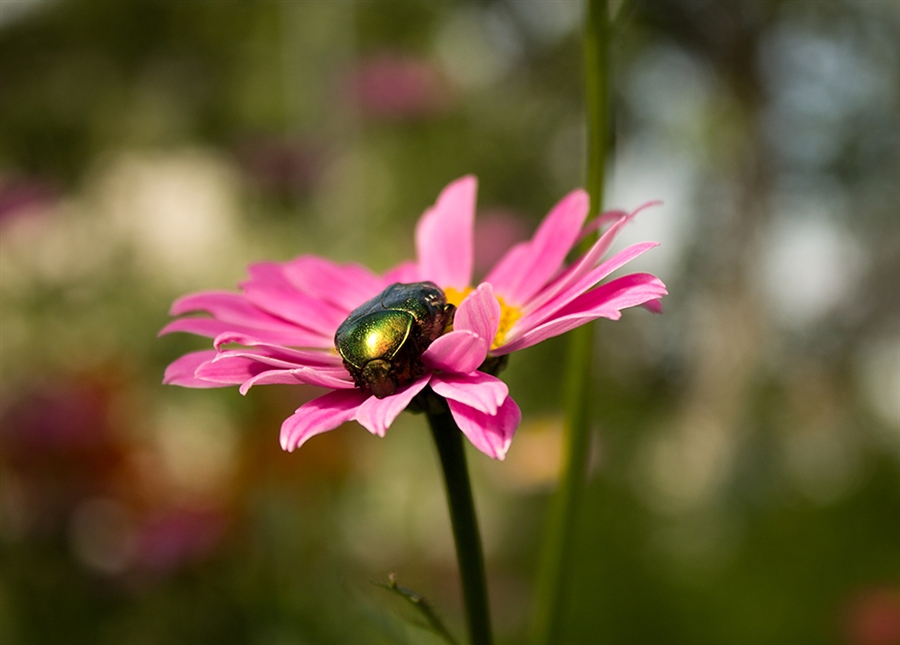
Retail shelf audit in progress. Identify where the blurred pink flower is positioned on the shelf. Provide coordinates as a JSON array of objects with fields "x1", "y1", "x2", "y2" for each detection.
[
  {"x1": 0, "y1": 175, "x2": 58, "y2": 224},
  {"x1": 473, "y1": 209, "x2": 530, "y2": 276},
  {"x1": 162, "y1": 176, "x2": 665, "y2": 459},
  {"x1": 233, "y1": 135, "x2": 321, "y2": 198},
  {"x1": 134, "y1": 507, "x2": 228, "y2": 574},
  {"x1": 343, "y1": 53, "x2": 450, "y2": 120},
  {"x1": 843, "y1": 587, "x2": 900, "y2": 645},
  {"x1": 1, "y1": 380, "x2": 111, "y2": 453}
]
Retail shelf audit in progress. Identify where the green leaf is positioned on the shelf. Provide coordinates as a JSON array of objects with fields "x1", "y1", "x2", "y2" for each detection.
[{"x1": 373, "y1": 574, "x2": 461, "y2": 645}]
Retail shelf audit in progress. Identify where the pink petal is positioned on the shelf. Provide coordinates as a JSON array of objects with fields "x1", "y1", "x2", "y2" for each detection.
[
  {"x1": 454, "y1": 283, "x2": 501, "y2": 344},
  {"x1": 415, "y1": 176, "x2": 476, "y2": 290},
  {"x1": 280, "y1": 389, "x2": 369, "y2": 451},
  {"x1": 355, "y1": 377, "x2": 430, "y2": 437},
  {"x1": 237, "y1": 369, "x2": 314, "y2": 393},
  {"x1": 515, "y1": 200, "x2": 661, "y2": 325},
  {"x1": 238, "y1": 366, "x2": 355, "y2": 394},
  {"x1": 568, "y1": 240, "x2": 660, "y2": 300},
  {"x1": 555, "y1": 272, "x2": 668, "y2": 317},
  {"x1": 241, "y1": 279, "x2": 346, "y2": 337},
  {"x1": 194, "y1": 355, "x2": 271, "y2": 384},
  {"x1": 170, "y1": 291, "x2": 299, "y2": 331},
  {"x1": 485, "y1": 189, "x2": 589, "y2": 305},
  {"x1": 643, "y1": 299, "x2": 664, "y2": 314},
  {"x1": 162, "y1": 350, "x2": 225, "y2": 388},
  {"x1": 576, "y1": 208, "x2": 629, "y2": 242},
  {"x1": 496, "y1": 273, "x2": 667, "y2": 354},
  {"x1": 282, "y1": 256, "x2": 384, "y2": 311},
  {"x1": 448, "y1": 396, "x2": 521, "y2": 460},
  {"x1": 159, "y1": 317, "x2": 328, "y2": 348},
  {"x1": 522, "y1": 217, "x2": 648, "y2": 318},
  {"x1": 421, "y1": 330, "x2": 487, "y2": 374},
  {"x1": 479, "y1": 241, "x2": 530, "y2": 296},
  {"x1": 243, "y1": 261, "x2": 291, "y2": 288},
  {"x1": 577, "y1": 201, "x2": 661, "y2": 243},
  {"x1": 241, "y1": 261, "x2": 347, "y2": 334},
  {"x1": 516, "y1": 241, "x2": 659, "y2": 333},
  {"x1": 212, "y1": 333, "x2": 342, "y2": 366},
  {"x1": 431, "y1": 372, "x2": 508, "y2": 415},
  {"x1": 381, "y1": 260, "x2": 421, "y2": 285},
  {"x1": 213, "y1": 350, "x2": 312, "y2": 370}
]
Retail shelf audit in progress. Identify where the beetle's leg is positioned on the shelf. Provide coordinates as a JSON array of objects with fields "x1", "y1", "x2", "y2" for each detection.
[
  {"x1": 362, "y1": 359, "x2": 397, "y2": 398},
  {"x1": 442, "y1": 303, "x2": 456, "y2": 334}
]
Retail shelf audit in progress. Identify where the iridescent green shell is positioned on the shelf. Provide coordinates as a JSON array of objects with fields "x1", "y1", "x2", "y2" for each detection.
[
  {"x1": 335, "y1": 309, "x2": 413, "y2": 370},
  {"x1": 334, "y1": 282, "x2": 455, "y2": 398}
]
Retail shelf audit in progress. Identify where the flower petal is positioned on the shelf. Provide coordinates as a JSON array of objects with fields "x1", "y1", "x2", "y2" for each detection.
[
  {"x1": 485, "y1": 189, "x2": 589, "y2": 305},
  {"x1": 162, "y1": 350, "x2": 224, "y2": 388},
  {"x1": 496, "y1": 273, "x2": 668, "y2": 354},
  {"x1": 170, "y1": 290, "x2": 299, "y2": 331},
  {"x1": 282, "y1": 256, "x2": 384, "y2": 311},
  {"x1": 241, "y1": 277, "x2": 346, "y2": 337},
  {"x1": 431, "y1": 372, "x2": 508, "y2": 415},
  {"x1": 480, "y1": 241, "x2": 530, "y2": 295},
  {"x1": 194, "y1": 355, "x2": 271, "y2": 384},
  {"x1": 521, "y1": 213, "x2": 648, "y2": 317},
  {"x1": 159, "y1": 317, "x2": 328, "y2": 347},
  {"x1": 238, "y1": 366, "x2": 355, "y2": 394},
  {"x1": 554, "y1": 272, "x2": 668, "y2": 317},
  {"x1": 355, "y1": 377, "x2": 431, "y2": 437},
  {"x1": 448, "y1": 396, "x2": 521, "y2": 460},
  {"x1": 455, "y1": 282, "x2": 501, "y2": 344},
  {"x1": 280, "y1": 389, "x2": 369, "y2": 451},
  {"x1": 415, "y1": 175, "x2": 476, "y2": 290},
  {"x1": 576, "y1": 208, "x2": 629, "y2": 242},
  {"x1": 577, "y1": 200, "x2": 661, "y2": 243},
  {"x1": 237, "y1": 371, "x2": 306, "y2": 393},
  {"x1": 213, "y1": 350, "x2": 313, "y2": 370},
  {"x1": 515, "y1": 241, "x2": 659, "y2": 333},
  {"x1": 243, "y1": 261, "x2": 347, "y2": 330},
  {"x1": 212, "y1": 333, "x2": 342, "y2": 365},
  {"x1": 421, "y1": 330, "x2": 487, "y2": 374}
]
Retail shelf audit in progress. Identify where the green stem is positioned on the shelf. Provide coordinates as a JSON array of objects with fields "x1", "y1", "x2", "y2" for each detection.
[
  {"x1": 427, "y1": 408, "x2": 493, "y2": 645},
  {"x1": 584, "y1": 0, "x2": 610, "y2": 216},
  {"x1": 531, "y1": 1, "x2": 610, "y2": 643}
]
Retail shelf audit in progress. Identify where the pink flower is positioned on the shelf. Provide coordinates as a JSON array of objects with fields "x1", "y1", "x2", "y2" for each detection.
[
  {"x1": 161, "y1": 176, "x2": 666, "y2": 460},
  {"x1": 342, "y1": 53, "x2": 450, "y2": 121}
]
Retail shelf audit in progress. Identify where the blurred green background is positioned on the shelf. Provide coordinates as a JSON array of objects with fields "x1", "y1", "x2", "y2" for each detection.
[{"x1": 1, "y1": 1, "x2": 898, "y2": 644}]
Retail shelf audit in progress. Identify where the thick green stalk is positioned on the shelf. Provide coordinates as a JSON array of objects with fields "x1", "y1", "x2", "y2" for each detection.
[
  {"x1": 584, "y1": 0, "x2": 610, "y2": 214},
  {"x1": 427, "y1": 409, "x2": 493, "y2": 645},
  {"x1": 531, "y1": 1, "x2": 610, "y2": 643}
]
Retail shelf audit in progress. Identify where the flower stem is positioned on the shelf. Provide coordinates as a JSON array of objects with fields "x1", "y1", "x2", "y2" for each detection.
[
  {"x1": 531, "y1": 1, "x2": 610, "y2": 643},
  {"x1": 427, "y1": 408, "x2": 493, "y2": 645}
]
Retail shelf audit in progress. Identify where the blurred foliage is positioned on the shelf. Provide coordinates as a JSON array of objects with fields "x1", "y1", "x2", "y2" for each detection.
[{"x1": 1, "y1": 0, "x2": 898, "y2": 644}]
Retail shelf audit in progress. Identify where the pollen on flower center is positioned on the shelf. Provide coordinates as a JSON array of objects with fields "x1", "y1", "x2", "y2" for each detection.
[
  {"x1": 443, "y1": 286, "x2": 473, "y2": 309},
  {"x1": 444, "y1": 286, "x2": 521, "y2": 350},
  {"x1": 493, "y1": 296, "x2": 522, "y2": 349}
]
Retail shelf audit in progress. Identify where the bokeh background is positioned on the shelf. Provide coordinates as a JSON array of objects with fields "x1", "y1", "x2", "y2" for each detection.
[{"x1": 1, "y1": 1, "x2": 898, "y2": 643}]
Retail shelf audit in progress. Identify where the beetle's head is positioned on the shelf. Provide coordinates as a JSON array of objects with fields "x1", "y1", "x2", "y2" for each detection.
[{"x1": 361, "y1": 359, "x2": 396, "y2": 398}]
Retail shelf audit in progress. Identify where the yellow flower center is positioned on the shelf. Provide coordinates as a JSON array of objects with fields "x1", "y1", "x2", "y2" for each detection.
[
  {"x1": 444, "y1": 286, "x2": 522, "y2": 350},
  {"x1": 443, "y1": 286, "x2": 471, "y2": 309}
]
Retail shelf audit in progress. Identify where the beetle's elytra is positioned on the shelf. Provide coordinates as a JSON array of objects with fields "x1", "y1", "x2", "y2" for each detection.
[{"x1": 334, "y1": 282, "x2": 455, "y2": 398}]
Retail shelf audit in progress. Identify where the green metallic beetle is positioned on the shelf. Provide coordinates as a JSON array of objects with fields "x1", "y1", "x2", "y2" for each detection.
[{"x1": 334, "y1": 281, "x2": 455, "y2": 399}]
